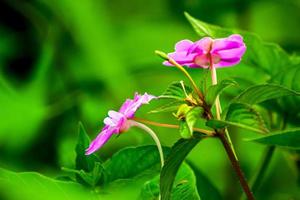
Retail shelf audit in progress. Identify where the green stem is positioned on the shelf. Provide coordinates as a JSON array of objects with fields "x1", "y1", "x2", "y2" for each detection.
[
  {"x1": 167, "y1": 58, "x2": 205, "y2": 102},
  {"x1": 210, "y1": 64, "x2": 238, "y2": 160}
]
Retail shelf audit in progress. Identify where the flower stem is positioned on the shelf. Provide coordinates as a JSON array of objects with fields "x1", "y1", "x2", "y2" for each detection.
[
  {"x1": 210, "y1": 64, "x2": 238, "y2": 160},
  {"x1": 128, "y1": 120, "x2": 164, "y2": 168},
  {"x1": 218, "y1": 132, "x2": 255, "y2": 200},
  {"x1": 167, "y1": 58, "x2": 205, "y2": 102},
  {"x1": 209, "y1": 60, "x2": 253, "y2": 198},
  {"x1": 133, "y1": 117, "x2": 214, "y2": 136}
]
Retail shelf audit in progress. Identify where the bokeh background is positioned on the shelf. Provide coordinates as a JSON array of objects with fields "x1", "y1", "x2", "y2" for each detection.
[{"x1": 0, "y1": 0, "x2": 300, "y2": 199}]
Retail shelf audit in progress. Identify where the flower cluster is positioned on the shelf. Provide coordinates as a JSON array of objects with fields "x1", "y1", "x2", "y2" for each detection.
[{"x1": 86, "y1": 34, "x2": 246, "y2": 155}]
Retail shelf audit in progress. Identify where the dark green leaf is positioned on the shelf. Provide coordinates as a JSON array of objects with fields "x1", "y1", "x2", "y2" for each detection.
[
  {"x1": 75, "y1": 122, "x2": 102, "y2": 186},
  {"x1": 160, "y1": 81, "x2": 193, "y2": 100},
  {"x1": 75, "y1": 122, "x2": 100, "y2": 172},
  {"x1": 189, "y1": 164, "x2": 223, "y2": 200},
  {"x1": 205, "y1": 79, "x2": 237, "y2": 106},
  {"x1": 160, "y1": 133, "x2": 205, "y2": 200},
  {"x1": 206, "y1": 103, "x2": 268, "y2": 134},
  {"x1": 246, "y1": 129, "x2": 300, "y2": 149},
  {"x1": 104, "y1": 145, "x2": 164, "y2": 183},
  {"x1": 233, "y1": 84, "x2": 300, "y2": 105},
  {"x1": 140, "y1": 163, "x2": 200, "y2": 200}
]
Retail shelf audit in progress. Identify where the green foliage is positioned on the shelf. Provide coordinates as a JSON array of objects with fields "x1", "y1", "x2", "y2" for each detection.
[
  {"x1": 160, "y1": 133, "x2": 205, "y2": 200},
  {"x1": 206, "y1": 103, "x2": 268, "y2": 134},
  {"x1": 160, "y1": 81, "x2": 193, "y2": 100},
  {"x1": 247, "y1": 129, "x2": 300, "y2": 149},
  {"x1": 181, "y1": 107, "x2": 204, "y2": 139},
  {"x1": 103, "y1": 145, "x2": 162, "y2": 183},
  {"x1": 74, "y1": 122, "x2": 102, "y2": 186},
  {"x1": 0, "y1": 168, "x2": 96, "y2": 200},
  {"x1": 149, "y1": 100, "x2": 183, "y2": 114},
  {"x1": 233, "y1": 84, "x2": 300, "y2": 105},
  {"x1": 75, "y1": 122, "x2": 100, "y2": 172},
  {"x1": 192, "y1": 167, "x2": 223, "y2": 200},
  {"x1": 205, "y1": 79, "x2": 237, "y2": 107},
  {"x1": 140, "y1": 163, "x2": 200, "y2": 200}
]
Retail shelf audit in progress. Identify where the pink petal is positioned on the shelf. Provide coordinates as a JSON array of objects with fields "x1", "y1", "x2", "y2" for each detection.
[
  {"x1": 120, "y1": 93, "x2": 156, "y2": 118},
  {"x1": 215, "y1": 45, "x2": 246, "y2": 59},
  {"x1": 214, "y1": 57, "x2": 241, "y2": 68},
  {"x1": 85, "y1": 126, "x2": 116, "y2": 155},
  {"x1": 175, "y1": 40, "x2": 194, "y2": 52},
  {"x1": 211, "y1": 34, "x2": 245, "y2": 51},
  {"x1": 188, "y1": 37, "x2": 213, "y2": 54}
]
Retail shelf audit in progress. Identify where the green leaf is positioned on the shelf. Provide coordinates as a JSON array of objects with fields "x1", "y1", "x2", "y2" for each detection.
[
  {"x1": 0, "y1": 168, "x2": 96, "y2": 200},
  {"x1": 75, "y1": 122, "x2": 102, "y2": 186},
  {"x1": 178, "y1": 107, "x2": 203, "y2": 139},
  {"x1": 206, "y1": 120, "x2": 265, "y2": 134},
  {"x1": 160, "y1": 133, "x2": 205, "y2": 200},
  {"x1": 205, "y1": 79, "x2": 237, "y2": 106},
  {"x1": 186, "y1": 107, "x2": 203, "y2": 137},
  {"x1": 246, "y1": 129, "x2": 300, "y2": 149},
  {"x1": 149, "y1": 100, "x2": 182, "y2": 114},
  {"x1": 233, "y1": 84, "x2": 300, "y2": 105},
  {"x1": 104, "y1": 145, "x2": 164, "y2": 183},
  {"x1": 140, "y1": 163, "x2": 200, "y2": 200},
  {"x1": 160, "y1": 81, "x2": 193, "y2": 100},
  {"x1": 189, "y1": 164, "x2": 223, "y2": 200},
  {"x1": 75, "y1": 122, "x2": 100, "y2": 171},
  {"x1": 179, "y1": 121, "x2": 192, "y2": 139},
  {"x1": 63, "y1": 162, "x2": 104, "y2": 187},
  {"x1": 206, "y1": 103, "x2": 268, "y2": 134}
]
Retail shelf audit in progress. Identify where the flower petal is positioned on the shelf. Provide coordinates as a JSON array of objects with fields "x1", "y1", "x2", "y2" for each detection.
[
  {"x1": 214, "y1": 45, "x2": 246, "y2": 60},
  {"x1": 214, "y1": 57, "x2": 241, "y2": 68},
  {"x1": 120, "y1": 93, "x2": 156, "y2": 118},
  {"x1": 175, "y1": 40, "x2": 193, "y2": 52},
  {"x1": 188, "y1": 37, "x2": 213, "y2": 54},
  {"x1": 85, "y1": 126, "x2": 117, "y2": 155}
]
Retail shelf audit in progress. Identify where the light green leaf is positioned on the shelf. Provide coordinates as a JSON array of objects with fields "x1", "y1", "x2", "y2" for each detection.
[
  {"x1": 205, "y1": 79, "x2": 237, "y2": 107},
  {"x1": 160, "y1": 81, "x2": 193, "y2": 100},
  {"x1": 0, "y1": 168, "x2": 96, "y2": 200},
  {"x1": 186, "y1": 107, "x2": 203, "y2": 137},
  {"x1": 233, "y1": 84, "x2": 300, "y2": 105},
  {"x1": 160, "y1": 133, "x2": 205, "y2": 200},
  {"x1": 246, "y1": 129, "x2": 300, "y2": 149},
  {"x1": 179, "y1": 121, "x2": 192, "y2": 139}
]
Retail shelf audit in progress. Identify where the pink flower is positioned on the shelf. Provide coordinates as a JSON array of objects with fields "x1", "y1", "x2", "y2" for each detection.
[
  {"x1": 85, "y1": 93, "x2": 156, "y2": 155},
  {"x1": 163, "y1": 34, "x2": 246, "y2": 68}
]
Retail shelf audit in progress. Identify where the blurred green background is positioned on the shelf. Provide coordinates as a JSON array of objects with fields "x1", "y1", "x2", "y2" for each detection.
[{"x1": 0, "y1": 0, "x2": 299, "y2": 199}]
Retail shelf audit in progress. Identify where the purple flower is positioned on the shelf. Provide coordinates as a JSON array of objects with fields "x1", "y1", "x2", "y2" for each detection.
[
  {"x1": 85, "y1": 93, "x2": 156, "y2": 155},
  {"x1": 163, "y1": 34, "x2": 246, "y2": 68}
]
